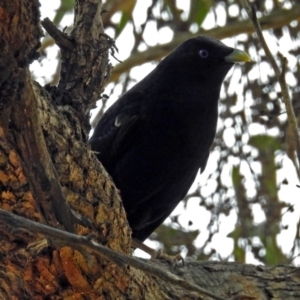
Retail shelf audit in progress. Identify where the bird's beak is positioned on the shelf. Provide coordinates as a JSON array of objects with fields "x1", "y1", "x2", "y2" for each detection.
[{"x1": 225, "y1": 49, "x2": 251, "y2": 63}]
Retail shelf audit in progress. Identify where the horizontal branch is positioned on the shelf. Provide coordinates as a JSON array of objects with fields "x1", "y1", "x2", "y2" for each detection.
[
  {"x1": 109, "y1": 4, "x2": 300, "y2": 83},
  {"x1": 0, "y1": 209, "x2": 226, "y2": 300}
]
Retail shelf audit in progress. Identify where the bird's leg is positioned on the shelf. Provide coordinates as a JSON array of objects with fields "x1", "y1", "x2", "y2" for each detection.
[{"x1": 132, "y1": 238, "x2": 184, "y2": 268}]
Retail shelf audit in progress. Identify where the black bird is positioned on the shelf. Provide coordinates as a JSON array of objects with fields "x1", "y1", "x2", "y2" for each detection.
[{"x1": 89, "y1": 36, "x2": 250, "y2": 242}]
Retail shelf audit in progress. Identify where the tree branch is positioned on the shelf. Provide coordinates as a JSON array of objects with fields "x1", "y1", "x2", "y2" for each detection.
[
  {"x1": 0, "y1": 0, "x2": 75, "y2": 233},
  {"x1": 108, "y1": 4, "x2": 300, "y2": 84},
  {"x1": 41, "y1": 18, "x2": 74, "y2": 50},
  {"x1": 10, "y1": 72, "x2": 75, "y2": 233},
  {"x1": 51, "y1": 0, "x2": 111, "y2": 131},
  {"x1": 0, "y1": 209, "x2": 227, "y2": 300},
  {"x1": 241, "y1": 0, "x2": 300, "y2": 174}
]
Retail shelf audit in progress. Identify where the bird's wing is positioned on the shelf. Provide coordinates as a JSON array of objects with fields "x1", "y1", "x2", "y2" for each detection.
[
  {"x1": 89, "y1": 90, "x2": 143, "y2": 164},
  {"x1": 111, "y1": 113, "x2": 141, "y2": 159}
]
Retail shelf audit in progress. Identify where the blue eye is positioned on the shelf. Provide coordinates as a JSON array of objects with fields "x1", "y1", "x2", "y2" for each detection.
[{"x1": 199, "y1": 49, "x2": 209, "y2": 58}]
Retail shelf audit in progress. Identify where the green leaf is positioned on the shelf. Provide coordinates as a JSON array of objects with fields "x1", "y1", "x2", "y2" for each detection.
[
  {"x1": 115, "y1": 12, "x2": 130, "y2": 38},
  {"x1": 188, "y1": 0, "x2": 213, "y2": 27},
  {"x1": 248, "y1": 134, "x2": 280, "y2": 152},
  {"x1": 114, "y1": 0, "x2": 136, "y2": 38},
  {"x1": 53, "y1": 0, "x2": 74, "y2": 26}
]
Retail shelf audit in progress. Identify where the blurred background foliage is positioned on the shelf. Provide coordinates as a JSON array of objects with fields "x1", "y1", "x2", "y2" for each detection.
[{"x1": 35, "y1": 0, "x2": 300, "y2": 266}]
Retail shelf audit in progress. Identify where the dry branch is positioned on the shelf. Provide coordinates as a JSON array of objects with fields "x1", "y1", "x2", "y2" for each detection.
[
  {"x1": 241, "y1": 0, "x2": 300, "y2": 174},
  {"x1": 108, "y1": 4, "x2": 300, "y2": 83}
]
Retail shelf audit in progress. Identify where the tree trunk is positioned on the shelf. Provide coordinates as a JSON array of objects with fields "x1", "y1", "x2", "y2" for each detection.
[{"x1": 0, "y1": 0, "x2": 299, "y2": 299}]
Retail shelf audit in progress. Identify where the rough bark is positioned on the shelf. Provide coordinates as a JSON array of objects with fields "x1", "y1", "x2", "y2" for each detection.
[
  {"x1": 0, "y1": 0, "x2": 133, "y2": 298},
  {"x1": 0, "y1": 0, "x2": 299, "y2": 299}
]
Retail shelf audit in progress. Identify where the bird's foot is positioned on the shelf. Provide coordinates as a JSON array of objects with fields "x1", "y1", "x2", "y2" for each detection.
[
  {"x1": 154, "y1": 248, "x2": 184, "y2": 268},
  {"x1": 132, "y1": 238, "x2": 184, "y2": 268}
]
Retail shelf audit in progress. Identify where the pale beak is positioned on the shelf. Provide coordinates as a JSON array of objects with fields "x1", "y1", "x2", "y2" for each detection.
[{"x1": 225, "y1": 49, "x2": 251, "y2": 63}]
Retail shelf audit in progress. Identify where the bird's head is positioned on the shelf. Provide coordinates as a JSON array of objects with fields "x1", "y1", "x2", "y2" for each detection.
[{"x1": 157, "y1": 36, "x2": 250, "y2": 95}]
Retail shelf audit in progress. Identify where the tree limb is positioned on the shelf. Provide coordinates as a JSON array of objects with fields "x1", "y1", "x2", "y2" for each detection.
[
  {"x1": 0, "y1": 208, "x2": 227, "y2": 300},
  {"x1": 108, "y1": 4, "x2": 300, "y2": 84},
  {"x1": 241, "y1": 0, "x2": 300, "y2": 174}
]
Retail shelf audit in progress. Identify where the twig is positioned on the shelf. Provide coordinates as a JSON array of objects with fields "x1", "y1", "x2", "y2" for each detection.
[
  {"x1": 241, "y1": 0, "x2": 300, "y2": 171},
  {"x1": 0, "y1": 209, "x2": 227, "y2": 300},
  {"x1": 41, "y1": 18, "x2": 74, "y2": 50}
]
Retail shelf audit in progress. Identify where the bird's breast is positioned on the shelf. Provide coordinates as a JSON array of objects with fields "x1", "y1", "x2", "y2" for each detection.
[{"x1": 143, "y1": 100, "x2": 219, "y2": 159}]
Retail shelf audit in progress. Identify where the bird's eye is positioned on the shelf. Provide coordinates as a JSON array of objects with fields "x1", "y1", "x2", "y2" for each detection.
[{"x1": 199, "y1": 49, "x2": 209, "y2": 58}]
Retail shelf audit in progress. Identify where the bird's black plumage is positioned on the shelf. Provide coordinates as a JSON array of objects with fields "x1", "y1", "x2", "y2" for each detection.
[{"x1": 89, "y1": 36, "x2": 250, "y2": 241}]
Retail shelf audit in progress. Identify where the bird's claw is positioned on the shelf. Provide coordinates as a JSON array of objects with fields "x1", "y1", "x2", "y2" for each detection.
[{"x1": 154, "y1": 249, "x2": 184, "y2": 268}]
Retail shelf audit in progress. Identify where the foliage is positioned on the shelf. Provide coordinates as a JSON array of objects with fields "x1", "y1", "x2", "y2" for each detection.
[{"x1": 36, "y1": 0, "x2": 300, "y2": 266}]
